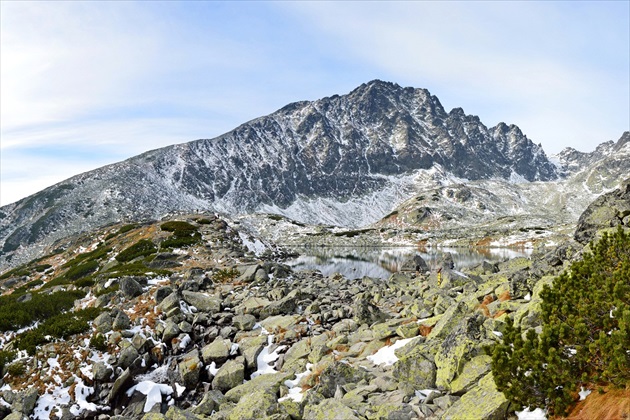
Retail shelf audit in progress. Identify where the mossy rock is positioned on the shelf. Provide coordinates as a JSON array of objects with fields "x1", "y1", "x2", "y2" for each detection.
[
  {"x1": 449, "y1": 355, "x2": 492, "y2": 394},
  {"x1": 227, "y1": 390, "x2": 278, "y2": 420},
  {"x1": 225, "y1": 372, "x2": 291, "y2": 403},
  {"x1": 442, "y1": 373, "x2": 509, "y2": 420},
  {"x1": 303, "y1": 398, "x2": 360, "y2": 420}
]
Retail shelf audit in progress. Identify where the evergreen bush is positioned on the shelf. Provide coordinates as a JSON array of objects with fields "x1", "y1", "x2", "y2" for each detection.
[
  {"x1": 492, "y1": 226, "x2": 630, "y2": 415},
  {"x1": 115, "y1": 239, "x2": 157, "y2": 262}
]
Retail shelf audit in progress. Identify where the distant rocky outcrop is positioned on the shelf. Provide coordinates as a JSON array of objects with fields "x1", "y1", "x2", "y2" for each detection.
[{"x1": 574, "y1": 177, "x2": 630, "y2": 244}]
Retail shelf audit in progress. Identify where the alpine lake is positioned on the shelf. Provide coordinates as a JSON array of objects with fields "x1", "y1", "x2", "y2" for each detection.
[{"x1": 286, "y1": 246, "x2": 532, "y2": 280}]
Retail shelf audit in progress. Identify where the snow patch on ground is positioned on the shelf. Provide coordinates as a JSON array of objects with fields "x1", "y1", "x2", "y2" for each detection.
[
  {"x1": 516, "y1": 407, "x2": 547, "y2": 419},
  {"x1": 126, "y1": 381, "x2": 173, "y2": 413},
  {"x1": 367, "y1": 337, "x2": 414, "y2": 366}
]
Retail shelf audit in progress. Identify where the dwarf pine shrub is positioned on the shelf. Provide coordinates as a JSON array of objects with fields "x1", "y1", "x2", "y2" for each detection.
[{"x1": 492, "y1": 226, "x2": 630, "y2": 415}]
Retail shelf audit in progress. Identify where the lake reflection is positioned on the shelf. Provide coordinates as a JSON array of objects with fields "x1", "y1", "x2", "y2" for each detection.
[{"x1": 286, "y1": 246, "x2": 532, "y2": 280}]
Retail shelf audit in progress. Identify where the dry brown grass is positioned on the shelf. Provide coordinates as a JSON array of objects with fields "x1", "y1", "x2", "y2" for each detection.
[
  {"x1": 562, "y1": 387, "x2": 630, "y2": 420},
  {"x1": 419, "y1": 325, "x2": 433, "y2": 337},
  {"x1": 477, "y1": 294, "x2": 495, "y2": 317},
  {"x1": 498, "y1": 290, "x2": 511, "y2": 302}
]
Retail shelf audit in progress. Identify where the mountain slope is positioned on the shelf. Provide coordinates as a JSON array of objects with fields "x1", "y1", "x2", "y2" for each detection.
[{"x1": 0, "y1": 80, "x2": 560, "y2": 269}]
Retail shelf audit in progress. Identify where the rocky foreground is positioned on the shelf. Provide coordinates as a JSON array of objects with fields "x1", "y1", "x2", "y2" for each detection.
[{"x1": 0, "y1": 179, "x2": 628, "y2": 420}]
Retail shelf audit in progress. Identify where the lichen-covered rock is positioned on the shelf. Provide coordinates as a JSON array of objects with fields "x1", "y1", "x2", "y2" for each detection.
[
  {"x1": 225, "y1": 372, "x2": 290, "y2": 403},
  {"x1": 227, "y1": 390, "x2": 277, "y2": 420},
  {"x1": 11, "y1": 387, "x2": 38, "y2": 416},
  {"x1": 201, "y1": 338, "x2": 232, "y2": 365},
  {"x1": 212, "y1": 359, "x2": 245, "y2": 393},
  {"x1": 237, "y1": 334, "x2": 268, "y2": 369},
  {"x1": 368, "y1": 403, "x2": 416, "y2": 420},
  {"x1": 575, "y1": 178, "x2": 630, "y2": 244},
  {"x1": 118, "y1": 344, "x2": 140, "y2": 369},
  {"x1": 353, "y1": 292, "x2": 388, "y2": 325},
  {"x1": 303, "y1": 398, "x2": 360, "y2": 420},
  {"x1": 190, "y1": 390, "x2": 224, "y2": 416},
  {"x1": 428, "y1": 301, "x2": 468, "y2": 340},
  {"x1": 435, "y1": 314, "x2": 485, "y2": 390},
  {"x1": 93, "y1": 312, "x2": 113, "y2": 333},
  {"x1": 392, "y1": 349, "x2": 436, "y2": 393},
  {"x1": 442, "y1": 373, "x2": 509, "y2": 420},
  {"x1": 179, "y1": 349, "x2": 202, "y2": 389},
  {"x1": 182, "y1": 290, "x2": 221, "y2": 313},
  {"x1": 232, "y1": 314, "x2": 256, "y2": 331},
  {"x1": 317, "y1": 361, "x2": 371, "y2": 398},
  {"x1": 157, "y1": 292, "x2": 181, "y2": 313},
  {"x1": 112, "y1": 310, "x2": 131, "y2": 331},
  {"x1": 259, "y1": 315, "x2": 301, "y2": 334},
  {"x1": 449, "y1": 355, "x2": 492, "y2": 394}
]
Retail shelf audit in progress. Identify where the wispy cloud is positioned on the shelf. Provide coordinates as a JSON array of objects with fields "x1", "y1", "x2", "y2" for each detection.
[{"x1": 1, "y1": 1, "x2": 628, "y2": 205}]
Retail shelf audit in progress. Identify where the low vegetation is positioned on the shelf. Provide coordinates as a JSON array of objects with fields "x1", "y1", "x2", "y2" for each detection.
[
  {"x1": 492, "y1": 226, "x2": 630, "y2": 415},
  {"x1": 160, "y1": 220, "x2": 202, "y2": 248},
  {"x1": 0, "y1": 290, "x2": 86, "y2": 332},
  {"x1": 115, "y1": 239, "x2": 157, "y2": 262},
  {"x1": 16, "y1": 307, "x2": 101, "y2": 355}
]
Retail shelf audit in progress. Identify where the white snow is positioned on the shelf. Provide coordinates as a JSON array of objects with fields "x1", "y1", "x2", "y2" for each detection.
[
  {"x1": 516, "y1": 407, "x2": 547, "y2": 420},
  {"x1": 126, "y1": 381, "x2": 174, "y2": 413},
  {"x1": 278, "y1": 363, "x2": 313, "y2": 403},
  {"x1": 366, "y1": 337, "x2": 414, "y2": 366},
  {"x1": 579, "y1": 387, "x2": 591, "y2": 400},
  {"x1": 207, "y1": 362, "x2": 219, "y2": 376},
  {"x1": 251, "y1": 335, "x2": 287, "y2": 378},
  {"x1": 238, "y1": 232, "x2": 267, "y2": 256}
]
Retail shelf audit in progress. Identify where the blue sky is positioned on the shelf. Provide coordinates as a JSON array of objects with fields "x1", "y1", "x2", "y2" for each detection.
[{"x1": 1, "y1": 1, "x2": 628, "y2": 205}]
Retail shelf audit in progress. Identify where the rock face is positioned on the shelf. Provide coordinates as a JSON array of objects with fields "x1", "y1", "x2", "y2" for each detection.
[
  {"x1": 0, "y1": 80, "x2": 561, "y2": 269},
  {"x1": 574, "y1": 177, "x2": 630, "y2": 244}
]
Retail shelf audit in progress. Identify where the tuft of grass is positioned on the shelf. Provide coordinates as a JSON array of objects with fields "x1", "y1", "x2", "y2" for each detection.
[{"x1": 213, "y1": 268, "x2": 240, "y2": 283}]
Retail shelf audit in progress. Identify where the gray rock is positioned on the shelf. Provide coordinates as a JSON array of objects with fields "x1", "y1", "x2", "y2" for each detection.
[
  {"x1": 182, "y1": 290, "x2": 221, "y2": 313},
  {"x1": 201, "y1": 338, "x2": 232, "y2": 365},
  {"x1": 11, "y1": 387, "x2": 38, "y2": 416},
  {"x1": 212, "y1": 359, "x2": 245, "y2": 393},
  {"x1": 93, "y1": 312, "x2": 113, "y2": 333},
  {"x1": 112, "y1": 311, "x2": 131, "y2": 331},
  {"x1": 179, "y1": 349, "x2": 202, "y2": 389},
  {"x1": 120, "y1": 277, "x2": 144, "y2": 298},
  {"x1": 118, "y1": 344, "x2": 140, "y2": 370},
  {"x1": 162, "y1": 320, "x2": 181, "y2": 343},
  {"x1": 93, "y1": 361, "x2": 113, "y2": 382},
  {"x1": 157, "y1": 292, "x2": 181, "y2": 313},
  {"x1": 232, "y1": 314, "x2": 256, "y2": 331},
  {"x1": 317, "y1": 361, "x2": 370, "y2": 399},
  {"x1": 108, "y1": 368, "x2": 132, "y2": 402},
  {"x1": 393, "y1": 349, "x2": 437, "y2": 393},
  {"x1": 155, "y1": 286, "x2": 173, "y2": 304}
]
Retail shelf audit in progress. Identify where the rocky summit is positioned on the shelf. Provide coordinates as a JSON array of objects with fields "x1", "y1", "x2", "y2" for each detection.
[{"x1": 1, "y1": 80, "x2": 564, "y2": 270}]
